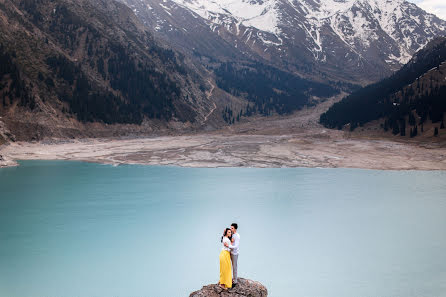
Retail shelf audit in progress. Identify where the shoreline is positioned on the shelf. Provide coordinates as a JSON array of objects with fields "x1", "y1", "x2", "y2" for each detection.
[
  {"x1": 2, "y1": 97, "x2": 445, "y2": 171},
  {"x1": 1, "y1": 132, "x2": 446, "y2": 171},
  {"x1": 6, "y1": 158, "x2": 446, "y2": 172}
]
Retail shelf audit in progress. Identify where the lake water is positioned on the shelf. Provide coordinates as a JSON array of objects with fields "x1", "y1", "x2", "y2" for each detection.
[{"x1": 1, "y1": 161, "x2": 446, "y2": 297}]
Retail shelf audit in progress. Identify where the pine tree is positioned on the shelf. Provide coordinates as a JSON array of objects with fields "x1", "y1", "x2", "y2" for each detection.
[
  {"x1": 392, "y1": 123, "x2": 400, "y2": 135},
  {"x1": 409, "y1": 112, "x2": 416, "y2": 126},
  {"x1": 400, "y1": 118, "x2": 406, "y2": 136}
]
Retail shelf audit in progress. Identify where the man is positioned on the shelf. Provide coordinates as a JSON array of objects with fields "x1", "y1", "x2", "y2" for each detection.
[{"x1": 229, "y1": 223, "x2": 240, "y2": 286}]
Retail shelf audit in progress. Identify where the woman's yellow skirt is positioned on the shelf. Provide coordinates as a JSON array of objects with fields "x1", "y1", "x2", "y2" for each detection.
[{"x1": 219, "y1": 250, "x2": 232, "y2": 288}]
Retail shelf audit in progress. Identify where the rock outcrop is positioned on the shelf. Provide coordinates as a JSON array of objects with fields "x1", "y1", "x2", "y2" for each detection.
[{"x1": 189, "y1": 278, "x2": 267, "y2": 297}]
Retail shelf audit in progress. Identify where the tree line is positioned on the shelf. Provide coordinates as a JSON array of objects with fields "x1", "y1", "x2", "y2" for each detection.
[{"x1": 215, "y1": 62, "x2": 338, "y2": 116}]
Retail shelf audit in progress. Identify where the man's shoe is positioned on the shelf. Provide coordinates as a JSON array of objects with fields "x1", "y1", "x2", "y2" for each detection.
[{"x1": 232, "y1": 282, "x2": 237, "y2": 287}]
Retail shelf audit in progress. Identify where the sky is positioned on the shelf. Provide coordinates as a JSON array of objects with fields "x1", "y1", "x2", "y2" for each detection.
[{"x1": 409, "y1": 0, "x2": 446, "y2": 20}]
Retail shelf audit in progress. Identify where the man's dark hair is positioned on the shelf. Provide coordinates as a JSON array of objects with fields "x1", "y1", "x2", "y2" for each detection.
[{"x1": 231, "y1": 223, "x2": 238, "y2": 230}]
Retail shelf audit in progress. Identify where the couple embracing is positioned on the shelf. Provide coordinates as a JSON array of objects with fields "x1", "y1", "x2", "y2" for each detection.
[{"x1": 219, "y1": 223, "x2": 240, "y2": 289}]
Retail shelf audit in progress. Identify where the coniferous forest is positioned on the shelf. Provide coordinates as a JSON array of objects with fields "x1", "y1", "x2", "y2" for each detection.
[
  {"x1": 215, "y1": 62, "x2": 339, "y2": 116},
  {"x1": 320, "y1": 37, "x2": 446, "y2": 134}
]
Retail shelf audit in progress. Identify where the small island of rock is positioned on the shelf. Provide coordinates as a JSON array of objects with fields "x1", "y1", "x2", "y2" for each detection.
[{"x1": 189, "y1": 278, "x2": 267, "y2": 297}]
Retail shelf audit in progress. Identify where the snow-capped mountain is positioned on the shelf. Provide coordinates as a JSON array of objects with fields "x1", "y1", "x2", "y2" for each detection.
[{"x1": 122, "y1": 0, "x2": 446, "y2": 83}]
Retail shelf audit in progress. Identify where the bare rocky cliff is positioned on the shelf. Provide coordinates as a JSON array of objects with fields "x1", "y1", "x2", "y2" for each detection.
[{"x1": 189, "y1": 278, "x2": 268, "y2": 297}]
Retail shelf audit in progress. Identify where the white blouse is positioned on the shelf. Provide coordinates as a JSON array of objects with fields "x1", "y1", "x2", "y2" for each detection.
[{"x1": 222, "y1": 236, "x2": 235, "y2": 252}]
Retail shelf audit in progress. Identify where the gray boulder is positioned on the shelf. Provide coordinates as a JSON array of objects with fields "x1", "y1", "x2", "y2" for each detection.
[{"x1": 189, "y1": 278, "x2": 267, "y2": 297}]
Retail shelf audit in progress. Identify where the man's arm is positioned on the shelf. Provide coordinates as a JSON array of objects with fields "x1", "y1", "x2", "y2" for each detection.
[{"x1": 226, "y1": 234, "x2": 239, "y2": 249}]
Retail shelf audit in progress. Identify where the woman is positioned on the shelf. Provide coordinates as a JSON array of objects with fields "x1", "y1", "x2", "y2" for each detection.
[{"x1": 219, "y1": 228, "x2": 235, "y2": 289}]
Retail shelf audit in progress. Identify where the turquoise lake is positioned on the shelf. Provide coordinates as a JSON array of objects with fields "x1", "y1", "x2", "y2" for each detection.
[{"x1": 1, "y1": 160, "x2": 446, "y2": 297}]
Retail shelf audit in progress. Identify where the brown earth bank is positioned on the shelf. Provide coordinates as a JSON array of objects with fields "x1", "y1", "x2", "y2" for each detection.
[{"x1": 1, "y1": 95, "x2": 446, "y2": 170}]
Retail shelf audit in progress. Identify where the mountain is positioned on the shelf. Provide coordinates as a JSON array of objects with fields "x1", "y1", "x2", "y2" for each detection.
[
  {"x1": 320, "y1": 36, "x2": 446, "y2": 137},
  {"x1": 2, "y1": 0, "x2": 444, "y2": 142},
  {"x1": 0, "y1": 0, "x2": 211, "y2": 141},
  {"x1": 0, "y1": 0, "x2": 344, "y2": 142},
  {"x1": 120, "y1": 0, "x2": 446, "y2": 84},
  {"x1": 120, "y1": 0, "x2": 344, "y2": 117}
]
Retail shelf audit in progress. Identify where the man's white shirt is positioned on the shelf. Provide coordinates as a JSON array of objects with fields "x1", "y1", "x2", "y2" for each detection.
[{"x1": 230, "y1": 233, "x2": 240, "y2": 255}]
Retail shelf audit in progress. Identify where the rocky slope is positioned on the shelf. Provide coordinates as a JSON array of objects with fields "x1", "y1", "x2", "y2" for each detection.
[
  {"x1": 320, "y1": 36, "x2": 446, "y2": 138},
  {"x1": 189, "y1": 278, "x2": 268, "y2": 297},
  {"x1": 0, "y1": 0, "x2": 213, "y2": 140},
  {"x1": 121, "y1": 0, "x2": 446, "y2": 84}
]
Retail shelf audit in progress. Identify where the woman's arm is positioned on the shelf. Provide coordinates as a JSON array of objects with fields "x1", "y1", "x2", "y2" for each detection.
[{"x1": 223, "y1": 237, "x2": 235, "y2": 249}]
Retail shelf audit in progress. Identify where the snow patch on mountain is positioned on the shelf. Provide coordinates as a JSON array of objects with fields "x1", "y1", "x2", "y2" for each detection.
[
  {"x1": 297, "y1": 0, "x2": 445, "y2": 63},
  {"x1": 172, "y1": 0, "x2": 282, "y2": 34}
]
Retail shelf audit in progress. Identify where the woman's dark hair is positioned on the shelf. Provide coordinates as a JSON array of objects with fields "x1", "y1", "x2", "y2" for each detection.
[{"x1": 221, "y1": 228, "x2": 232, "y2": 242}]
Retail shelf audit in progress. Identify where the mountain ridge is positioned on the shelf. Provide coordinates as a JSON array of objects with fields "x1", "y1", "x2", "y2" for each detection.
[{"x1": 123, "y1": 0, "x2": 446, "y2": 84}]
